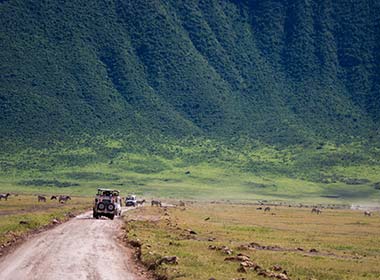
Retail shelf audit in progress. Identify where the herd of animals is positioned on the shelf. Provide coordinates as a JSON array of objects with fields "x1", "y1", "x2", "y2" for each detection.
[
  {"x1": 254, "y1": 204, "x2": 375, "y2": 216},
  {"x1": 37, "y1": 195, "x2": 71, "y2": 203},
  {"x1": 0, "y1": 192, "x2": 377, "y2": 216},
  {"x1": 0, "y1": 193, "x2": 167, "y2": 207},
  {"x1": 0, "y1": 193, "x2": 71, "y2": 203}
]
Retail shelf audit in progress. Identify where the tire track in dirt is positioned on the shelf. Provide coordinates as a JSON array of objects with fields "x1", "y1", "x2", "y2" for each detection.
[{"x1": 0, "y1": 210, "x2": 147, "y2": 280}]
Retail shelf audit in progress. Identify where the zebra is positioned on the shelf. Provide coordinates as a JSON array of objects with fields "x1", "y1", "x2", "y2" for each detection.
[
  {"x1": 37, "y1": 195, "x2": 47, "y2": 202},
  {"x1": 364, "y1": 211, "x2": 372, "y2": 216},
  {"x1": 59, "y1": 195, "x2": 71, "y2": 203},
  {"x1": 0, "y1": 193, "x2": 10, "y2": 201},
  {"x1": 136, "y1": 199, "x2": 146, "y2": 206},
  {"x1": 151, "y1": 200, "x2": 162, "y2": 207}
]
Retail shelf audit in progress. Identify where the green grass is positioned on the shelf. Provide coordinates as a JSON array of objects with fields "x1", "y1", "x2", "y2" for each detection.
[{"x1": 0, "y1": 136, "x2": 379, "y2": 205}]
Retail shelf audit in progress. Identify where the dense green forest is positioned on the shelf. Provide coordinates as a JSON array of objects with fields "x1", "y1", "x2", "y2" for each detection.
[
  {"x1": 1, "y1": 1, "x2": 380, "y2": 201},
  {"x1": 1, "y1": 0, "x2": 379, "y2": 144}
]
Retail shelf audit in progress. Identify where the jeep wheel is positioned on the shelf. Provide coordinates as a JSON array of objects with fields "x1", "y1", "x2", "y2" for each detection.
[{"x1": 109, "y1": 214, "x2": 114, "y2": 220}]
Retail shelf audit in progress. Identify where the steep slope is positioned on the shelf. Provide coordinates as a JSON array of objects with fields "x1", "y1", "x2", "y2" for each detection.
[{"x1": 0, "y1": 0, "x2": 379, "y2": 143}]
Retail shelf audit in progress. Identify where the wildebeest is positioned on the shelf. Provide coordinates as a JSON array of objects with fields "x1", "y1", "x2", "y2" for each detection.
[
  {"x1": 311, "y1": 208, "x2": 322, "y2": 214},
  {"x1": 179, "y1": 200, "x2": 185, "y2": 207},
  {"x1": 38, "y1": 195, "x2": 47, "y2": 202},
  {"x1": 264, "y1": 207, "x2": 271, "y2": 212},
  {"x1": 256, "y1": 207, "x2": 263, "y2": 210},
  {"x1": 151, "y1": 200, "x2": 162, "y2": 207},
  {"x1": 59, "y1": 195, "x2": 71, "y2": 203},
  {"x1": 364, "y1": 211, "x2": 372, "y2": 216},
  {"x1": 51, "y1": 195, "x2": 57, "y2": 200},
  {"x1": 136, "y1": 199, "x2": 146, "y2": 206},
  {"x1": 0, "y1": 193, "x2": 10, "y2": 201}
]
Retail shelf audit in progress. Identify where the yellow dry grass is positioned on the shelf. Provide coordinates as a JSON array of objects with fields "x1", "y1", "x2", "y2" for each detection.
[{"x1": 124, "y1": 203, "x2": 380, "y2": 280}]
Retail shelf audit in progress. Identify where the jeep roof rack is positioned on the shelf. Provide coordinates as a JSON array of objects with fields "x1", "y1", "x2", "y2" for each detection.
[{"x1": 97, "y1": 188, "x2": 120, "y2": 196}]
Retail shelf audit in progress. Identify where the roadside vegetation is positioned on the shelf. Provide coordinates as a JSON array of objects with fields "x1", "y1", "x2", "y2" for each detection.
[
  {"x1": 0, "y1": 195, "x2": 92, "y2": 254},
  {"x1": 124, "y1": 203, "x2": 380, "y2": 280}
]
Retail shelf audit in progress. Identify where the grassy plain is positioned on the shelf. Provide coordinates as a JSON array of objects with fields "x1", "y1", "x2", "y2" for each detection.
[
  {"x1": 0, "y1": 136, "x2": 379, "y2": 278},
  {"x1": 1, "y1": 136, "x2": 379, "y2": 258},
  {"x1": 0, "y1": 137, "x2": 379, "y2": 205},
  {"x1": 124, "y1": 203, "x2": 380, "y2": 280}
]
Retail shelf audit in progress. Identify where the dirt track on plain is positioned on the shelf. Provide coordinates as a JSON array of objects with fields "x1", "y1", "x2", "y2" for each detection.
[{"x1": 0, "y1": 210, "x2": 145, "y2": 280}]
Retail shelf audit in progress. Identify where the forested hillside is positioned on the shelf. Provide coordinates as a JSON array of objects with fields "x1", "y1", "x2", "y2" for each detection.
[{"x1": 1, "y1": 0, "x2": 379, "y2": 144}]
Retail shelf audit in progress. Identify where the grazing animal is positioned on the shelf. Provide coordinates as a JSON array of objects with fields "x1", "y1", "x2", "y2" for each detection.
[
  {"x1": 0, "y1": 193, "x2": 10, "y2": 201},
  {"x1": 311, "y1": 208, "x2": 322, "y2": 214},
  {"x1": 38, "y1": 195, "x2": 47, "y2": 202},
  {"x1": 256, "y1": 207, "x2": 263, "y2": 210},
  {"x1": 364, "y1": 211, "x2": 372, "y2": 216},
  {"x1": 151, "y1": 200, "x2": 162, "y2": 207},
  {"x1": 264, "y1": 207, "x2": 271, "y2": 212},
  {"x1": 179, "y1": 201, "x2": 185, "y2": 207},
  {"x1": 59, "y1": 195, "x2": 71, "y2": 203},
  {"x1": 51, "y1": 195, "x2": 57, "y2": 200},
  {"x1": 136, "y1": 199, "x2": 146, "y2": 206}
]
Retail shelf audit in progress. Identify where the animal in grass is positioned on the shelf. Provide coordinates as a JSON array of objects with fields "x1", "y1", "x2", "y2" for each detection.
[
  {"x1": 51, "y1": 195, "x2": 58, "y2": 200},
  {"x1": 151, "y1": 200, "x2": 162, "y2": 207},
  {"x1": 136, "y1": 199, "x2": 146, "y2": 206},
  {"x1": 264, "y1": 206, "x2": 271, "y2": 212},
  {"x1": 59, "y1": 195, "x2": 71, "y2": 203},
  {"x1": 256, "y1": 207, "x2": 263, "y2": 210},
  {"x1": 179, "y1": 200, "x2": 185, "y2": 207},
  {"x1": 364, "y1": 211, "x2": 372, "y2": 216},
  {"x1": 311, "y1": 208, "x2": 322, "y2": 214},
  {"x1": 0, "y1": 193, "x2": 10, "y2": 201},
  {"x1": 38, "y1": 195, "x2": 47, "y2": 202}
]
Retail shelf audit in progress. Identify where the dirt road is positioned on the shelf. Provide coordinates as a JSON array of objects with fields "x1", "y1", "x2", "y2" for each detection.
[{"x1": 0, "y1": 210, "x2": 144, "y2": 280}]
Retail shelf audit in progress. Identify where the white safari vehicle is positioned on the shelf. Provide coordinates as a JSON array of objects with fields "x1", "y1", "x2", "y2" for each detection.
[
  {"x1": 93, "y1": 188, "x2": 122, "y2": 220},
  {"x1": 125, "y1": 195, "x2": 137, "y2": 207}
]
